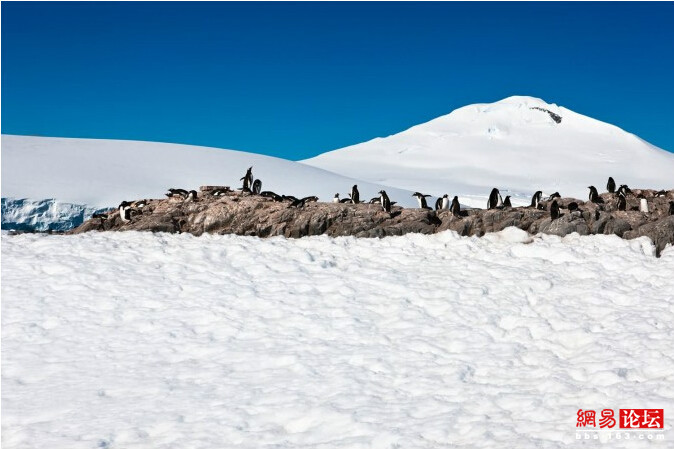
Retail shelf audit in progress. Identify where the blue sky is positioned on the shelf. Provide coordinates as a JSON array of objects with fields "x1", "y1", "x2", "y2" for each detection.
[{"x1": 2, "y1": 2, "x2": 673, "y2": 159}]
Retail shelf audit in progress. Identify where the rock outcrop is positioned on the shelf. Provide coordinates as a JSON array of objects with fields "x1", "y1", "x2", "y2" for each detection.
[{"x1": 69, "y1": 188, "x2": 674, "y2": 255}]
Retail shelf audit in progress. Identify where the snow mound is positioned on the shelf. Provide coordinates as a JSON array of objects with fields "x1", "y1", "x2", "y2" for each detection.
[
  {"x1": 3, "y1": 230, "x2": 673, "y2": 448},
  {"x1": 1, "y1": 135, "x2": 417, "y2": 230},
  {"x1": 303, "y1": 96, "x2": 674, "y2": 207}
]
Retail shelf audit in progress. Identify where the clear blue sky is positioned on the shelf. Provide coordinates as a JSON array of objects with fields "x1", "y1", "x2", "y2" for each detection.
[{"x1": 2, "y1": 2, "x2": 673, "y2": 158}]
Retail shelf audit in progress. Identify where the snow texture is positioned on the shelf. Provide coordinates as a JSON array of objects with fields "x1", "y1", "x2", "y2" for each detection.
[
  {"x1": 3, "y1": 229, "x2": 673, "y2": 448},
  {"x1": 303, "y1": 96, "x2": 674, "y2": 208},
  {"x1": 0, "y1": 198, "x2": 109, "y2": 232}
]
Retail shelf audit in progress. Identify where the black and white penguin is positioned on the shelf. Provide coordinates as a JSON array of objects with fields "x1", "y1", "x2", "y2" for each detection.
[
  {"x1": 588, "y1": 186, "x2": 603, "y2": 203},
  {"x1": 340, "y1": 197, "x2": 354, "y2": 203},
  {"x1": 617, "y1": 184, "x2": 632, "y2": 196},
  {"x1": 333, "y1": 194, "x2": 340, "y2": 203},
  {"x1": 503, "y1": 196, "x2": 512, "y2": 208},
  {"x1": 487, "y1": 188, "x2": 502, "y2": 210},
  {"x1": 185, "y1": 190, "x2": 198, "y2": 202},
  {"x1": 530, "y1": 191, "x2": 543, "y2": 208},
  {"x1": 412, "y1": 192, "x2": 432, "y2": 210},
  {"x1": 435, "y1": 194, "x2": 449, "y2": 211},
  {"x1": 379, "y1": 190, "x2": 391, "y2": 213},
  {"x1": 350, "y1": 185, "x2": 360, "y2": 204},
  {"x1": 607, "y1": 177, "x2": 616, "y2": 194},
  {"x1": 640, "y1": 198, "x2": 649, "y2": 213},
  {"x1": 211, "y1": 187, "x2": 231, "y2": 196},
  {"x1": 132, "y1": 199, "x2": 148, "y2": 208},
  {"x1": 166, "y1": 188, "x2": 188, "y2": 198},
  {"x1": 282, "y1": 195, "x2": 299, "y2": 203},
  {"x1": 655, "y1": 190, "x2": 667, "y2": 198},
  {"x1": 567, "y1": 202, "x2": 579, "y2": 212},
  {"x1": 288, "y1": 198, "x2": 306, "y2": 208},
  {"x1": 92, "y1": 212, "x2": 108, "y2": 220},
  {"x1": 550, "y1": 200, "x2": 560, "y2": 220},
  {"x1": 118, "y1": 201, "x2": 132, "y2": 222},
  {"x1": 616, "y1": 192, "x2": 626, "y2": 211},
  {"x1": 252, "y1": 179, "x2": 262, "y2": 195},
  {"x1": 260, "y1": 191, "x2": 284, "y2": 202},
  {"x1": 450, "y1": 196, "x2": 461, "y2": 218},
  {"x1": 669, "y1": 201, "x2": 674, "y2": 216},
  {"x1": 303, "y1": 196, "x2": 319, "y2": 203},
  {"x1": 547, "y1": 192, "x2": 561, "y2": 201},
  {"x1": 368, "y1": 197, "x2": 380, "y2": 204}
]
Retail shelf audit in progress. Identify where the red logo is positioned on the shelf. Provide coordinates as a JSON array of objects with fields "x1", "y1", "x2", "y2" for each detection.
[{"x1": 619, "y1": 409, "x2": 664, "y2": 429}]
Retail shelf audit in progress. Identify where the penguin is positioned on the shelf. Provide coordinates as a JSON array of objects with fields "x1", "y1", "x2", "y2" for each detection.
[
  {"x1": 350, "y1": 185, "x2": 360, "y2": 204},
  {"x1": 118, "y1": 201, "x2": 132, "y2": 222},
  {"x1": 550, "y1": 200, "x2": 560, "y2": 220},
  {"x1": 435, "y1": 194, "x2": 449, "y2": 211},
  {"x1": 546, "y1": 192, "x2": 561, "y2": 201},
  {"x1": 166, "y1": 188, "x2": 188, "y2": 198},
  {"x1": 333, "y1": 194, "x2": 340, "y2": 203},
  {"x1": 669, "y1": 201, "x2": 674, "y2": 216},
  {"x1": 252, "y1": 179, "x2": 262, "y2": 195},
  {"x1": 503, "y1": 196, "x2": 512, "y2": 208},
  {"x1": 616, "y1": 192, "x2": 626, "y2": 211},
  {"x1": 211, "y1": 188, "x2": 231, "y2": 196},
  {"x1": 92, "y1": 212, "x2": 109, "y2": 220},
  {"x1": 588, "y1": 186, "x2": 604, "y2": 203},
  {"x1": 260, "y1": 191, "x2": 284, "y2": 202},
  {"x1": 640, "y1": 198, "x2": 649, "y2": 213},
  {"x1": 567, "y1": 202, "x2": 579, "y2": 212},
  {"x1": 530, "y1": 191, "x2": 543, "y2": 209},
  {"x1": 288, "y1": 198, "x2": 306, "y2": 208},
  {"x1": 185, "y1": 190, "x2": 198, "y2": 202},
  {"x1": 132, "y1": 200, "x2": 148, "y2": 208},
  {"x1": 487, "y1": 188, "x2": 501, "y2": 210},
  {"x1": 282, "y1": 195, "x2": 299, "y2": 202},
  {"x1": 606, "y1": 177, "x2": 616, "y2": 194},
  {"x1": 655, "y1": 190, "x2": 667, "y2": 198},
  {"x1": 412, "y1": 192, "x2": 432, "y2": 210},
  {"x1": 368, "y1": 197, "x2": 381, "y2": 204},
  {"x1": 379, "y1": 190, "x2": 391, "y2": 213},
  {"x1": 303, "y1": 196, "x2": 319, "y2": 203},
  {"x1": 241, "y1": 167, "x2": 253, "y2": 188},
  {"x1": 450, "y1": 196, "x2": 461, "y2": 218},
  {"x1": 617, "y1": 184, "x2": 632, "y2": 196},
  {"x1": 340, "y1": 198, "x2": 354, "y2": 203}
]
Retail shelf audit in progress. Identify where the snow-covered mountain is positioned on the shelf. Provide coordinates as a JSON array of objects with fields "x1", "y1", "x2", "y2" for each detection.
[
  {"x1": 1, "y1": 135, "x2": 416, "y2": 230},
  {"x1": 302, "y1": 96, "x2": 674, "y2": 207}
]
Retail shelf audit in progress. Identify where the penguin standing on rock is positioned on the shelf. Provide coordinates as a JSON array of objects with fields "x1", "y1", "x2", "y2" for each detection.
[
  {"x1": 413, "y1": 192, "x2": 432, "y2": 210},
  {"x1": 435, "y1": 194, "x2": 449, "y2": 211},
  {"x1": 185, "y1": 190, "x2": 198, "y2": 202},
  {"x1": 617, "y1": 185, "x2": 632, "y2": 196},
  {"x1": 550, "y1": 200, "x2": 560, "y2": 220},
  {"x1": 503, "y1": 196, "x2": 512, "y2": 208},
  {"x1": 616, "y1": 192, "x2": 626, "y2": 211},
  {"x1": 379, "y1": 190, "x2": 391, "y2": 213},
  {"x1": 240, "y1": 167, "x2": 254, "y2": 192},
  {"x1": 333, "y1": 194, "x2": 340, "y2": 203},
  {"x1": 607, "y1": 177, "x2": 616, "y2": 193},
  {"x1": 252, "y1": 179, "x2": 262, "y2": 195},
  {"x1": 588, "y1": 186, "x2": 604, "y2": 203},
  {"x1": 350, "y1": 185, "x2": 360, "y2": 204},
  {"x1": 118, "y1": 201, "x2": 132, "y2": 222},
  {"x1": 487, "y1": 188, "x2": 502, "y2": 210},
  {"x1": 530, "y1": 191, "x2": 542, "y2": 209},
  {"x1": 450, "y1": 196, "x2": 461, "y2": 218}
]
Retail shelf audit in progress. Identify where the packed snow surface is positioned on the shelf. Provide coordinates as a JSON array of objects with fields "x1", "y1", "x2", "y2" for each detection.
[
  {"x1": 303, "y1": 96, "x2": 674, "y2": 207},
  {"x1": 3, "y1": 230, "x2": 673, "y2": 448}
]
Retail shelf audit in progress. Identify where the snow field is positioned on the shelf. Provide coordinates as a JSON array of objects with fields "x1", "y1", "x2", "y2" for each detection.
[{"x1": 2, "y1": 230, "x2": 674, "y2": 448}]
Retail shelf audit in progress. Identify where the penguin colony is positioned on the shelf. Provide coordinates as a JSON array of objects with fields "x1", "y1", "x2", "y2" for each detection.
[{"x1": 108, "y1": 169, "x2": 673, "y2": 227}]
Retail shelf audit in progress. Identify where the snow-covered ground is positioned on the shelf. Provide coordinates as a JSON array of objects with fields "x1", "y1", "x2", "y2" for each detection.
[
  {"x1": 3, "y1": 229, "x2": 673, "y2": 448},
  {"x1": 303, "y1": 96, "x2": 674, "y2": 207}
]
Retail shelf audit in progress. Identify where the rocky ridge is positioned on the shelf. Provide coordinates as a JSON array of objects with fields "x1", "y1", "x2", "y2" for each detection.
[{"x1": 69, "y1": 187, "x2": 674, "y2": 256}]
